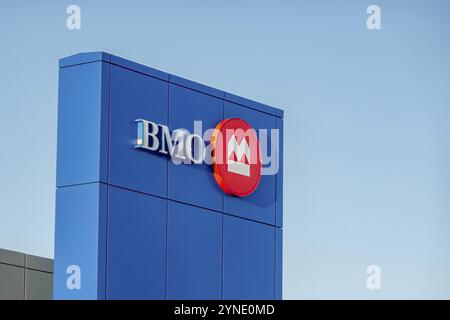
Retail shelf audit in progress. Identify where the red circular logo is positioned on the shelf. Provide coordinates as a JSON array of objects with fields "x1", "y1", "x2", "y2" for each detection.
[{"x1": 211, "y1": 118, "x2": 262, "y2": 197}]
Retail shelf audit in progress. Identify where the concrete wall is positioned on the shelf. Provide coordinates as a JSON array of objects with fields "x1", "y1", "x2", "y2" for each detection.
[{"x1": 0, "y1": 248, "x2": 53, "y2": 300}]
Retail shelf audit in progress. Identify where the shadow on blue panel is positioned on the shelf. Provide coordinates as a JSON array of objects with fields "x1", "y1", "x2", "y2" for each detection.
[
  {"x1": 106, "y1": 186, "x2": 166, "y2": 299},
  {"x1": 223, "y1": 215, "x2": 275, "y2": 300},
  {"x1": 167, "y1": 201, "x2": 222, "y2": 299}
]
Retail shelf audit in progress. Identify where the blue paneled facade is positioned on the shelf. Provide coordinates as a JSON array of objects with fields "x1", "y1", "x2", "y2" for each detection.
[{"x1": 54, "y1": 52, "x2": 283, "y2": 300}]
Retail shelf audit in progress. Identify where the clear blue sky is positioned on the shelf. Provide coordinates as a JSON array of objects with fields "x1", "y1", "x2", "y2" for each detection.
[{"x1": 1, "y1": 0, "x2": 450, "y2": 299}]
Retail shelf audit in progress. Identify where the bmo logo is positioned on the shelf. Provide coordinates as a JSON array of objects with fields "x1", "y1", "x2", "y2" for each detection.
[
  {"x1": 135, "y1": 117, "x2": 273, "y2": 197},
  {"x1": 212, "y1": 118, "x2": 262, "y2": 197}
]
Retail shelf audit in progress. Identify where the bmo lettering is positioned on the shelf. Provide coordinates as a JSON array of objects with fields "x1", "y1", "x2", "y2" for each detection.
[
  {"x1": 135, "y1": 118, "x2": 279, "y2": 178},
  {"x1": 135, "y1": 119, "x2": 205, "y2": 164}
]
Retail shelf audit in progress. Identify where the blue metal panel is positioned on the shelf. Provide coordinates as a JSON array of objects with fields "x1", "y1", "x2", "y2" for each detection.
[
  {"x1": 168, "y1": 84, "x2": 224, "y2": 211},
  {"x1": 59, "y1": 52, "x2": 111, "y2": 68},
  {"x1": 56, "y1": 61, "x2": 110, "y2": 187},
  {"x1": 169, "y1": 74, "x2": 225, "y2": 99},
  {"x1": 223, "y1": 101, "x2": 277, "y2": 226},
  {"x1": 275, "y1": 227, "x2": 282, "y2": 300},
  {"x1": 106, "y1": 186, "x2": 166, "y2": 300},
  {"x1": 54, "y1": 183, "x2": 107, "y2": 300},
  {"x1": 276, "y1": 118, "x2": 283, "y2": 227},
  {"x1": 167, "y1": 202, "x2": 222, "y2": 299},
  {"x1": 110, "y1": 55, "x2": 169, "y2": 81},
  {"x1": 223, "y1": 215, "x2": 275, "y2": 299},
  {"x1": 108, "y1": 65, "x2": 169, "y2": 197},
  {"x1": 224, "y1": 92, "x2": 283, "y2": 118}
]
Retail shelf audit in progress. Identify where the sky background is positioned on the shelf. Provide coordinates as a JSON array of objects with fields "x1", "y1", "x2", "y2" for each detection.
[{"x1": 1, "y1": 0, "x2": 450, "y2": 299}]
